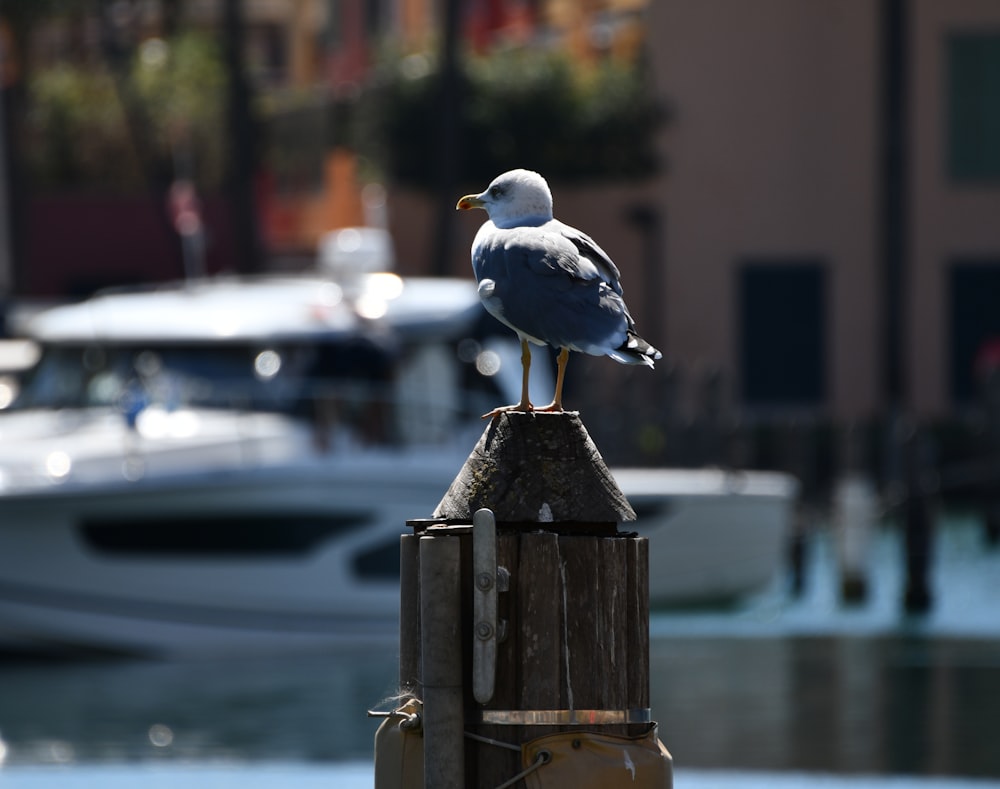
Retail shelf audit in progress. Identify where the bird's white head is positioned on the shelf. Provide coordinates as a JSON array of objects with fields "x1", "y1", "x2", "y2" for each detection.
[{"x1": 456, "y1": 169, "x2": 553, "y2": 229}]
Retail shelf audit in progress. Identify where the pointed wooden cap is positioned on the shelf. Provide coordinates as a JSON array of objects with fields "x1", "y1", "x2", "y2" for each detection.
[{"x1": 433, "y1": 411, "x2": 636, "y2": 523}]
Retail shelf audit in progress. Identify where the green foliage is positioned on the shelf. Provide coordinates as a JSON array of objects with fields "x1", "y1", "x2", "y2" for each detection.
[
  {"x1": 132, "y1": 33, "x2": 228, "y2": 187},
  {"x1": 26, "y1": 32, "x2": 227, "y2": 192},
  {"x1": 257, "y1": 88, "x2": 336, "y2": 194},
  {"x1": 356, "y1": 49, "x2": 666, "y2": 188},
  {"x1": 26, "y1": 65, "x2": 139, "y2": 190}
]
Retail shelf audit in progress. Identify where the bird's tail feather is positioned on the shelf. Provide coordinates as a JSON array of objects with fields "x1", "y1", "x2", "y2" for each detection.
[{"x1": 609, "y1": 332, "x2": 662, "y2": 367}]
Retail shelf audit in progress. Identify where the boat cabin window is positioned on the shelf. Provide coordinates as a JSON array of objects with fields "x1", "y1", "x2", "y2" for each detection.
[
  {"x1": 9, "y1": 328, "x2": 523, "y2": 447},
  {"x1": 11, "y1": 340, "x2": 393, "y2": 416}
]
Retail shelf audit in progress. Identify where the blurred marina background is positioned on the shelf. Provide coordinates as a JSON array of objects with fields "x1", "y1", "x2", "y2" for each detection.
[{"x1": 1, "y1": 0, "x2": 1000, "y2": 786}]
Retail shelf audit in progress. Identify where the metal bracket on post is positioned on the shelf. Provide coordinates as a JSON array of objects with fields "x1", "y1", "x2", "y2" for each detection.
[{"x1": 472, "y1": 507, "x2": 507, "y2": 704}]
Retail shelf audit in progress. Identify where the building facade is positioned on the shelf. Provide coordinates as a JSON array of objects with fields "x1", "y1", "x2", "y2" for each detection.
[
  {"x1": 648, "y1": 0, "x2": 1000, "y2": 421},
  {"x1": 10, "y1": 0, "x2": 1000, "y2": 427}
]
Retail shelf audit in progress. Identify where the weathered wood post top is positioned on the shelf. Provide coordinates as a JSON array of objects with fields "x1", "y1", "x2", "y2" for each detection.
[{"x1": 431, "y1": 410, "x2": 636, "y2": 527}]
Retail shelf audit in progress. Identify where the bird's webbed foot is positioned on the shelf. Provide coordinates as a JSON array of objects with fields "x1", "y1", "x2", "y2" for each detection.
[{"x1": 481, "y1": 401, "x2": 534, "y2": 419}]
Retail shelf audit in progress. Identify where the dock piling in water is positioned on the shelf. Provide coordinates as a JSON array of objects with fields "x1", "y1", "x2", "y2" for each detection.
[{"x1": 385, "y1": 412, "x2": 672, "y2": 788}]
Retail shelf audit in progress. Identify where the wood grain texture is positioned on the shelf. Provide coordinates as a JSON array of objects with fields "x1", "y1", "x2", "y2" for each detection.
[
  {"x1": 468, "y1": 531, "x2": 650, "y2": 785},
  {"x1": 433, "y1": 412, "x2": 636, "y2": 524},
  {"x1": 401, "y1": 413, "x2": 652, "y2": 787}
]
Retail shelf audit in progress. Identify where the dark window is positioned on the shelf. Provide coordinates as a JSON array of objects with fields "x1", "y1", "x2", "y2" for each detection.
[
  {"x1": 950, "y1": 261, "x2": 1000, "y2": 403},
  {"x1": 352, "y1": 537, "x2": 401, "y2": 581},
  {"x1": 948, "y1": 34, "x2": 1000, "y2": 182},
  {"x1": 739, "y1": 263, "x2": 826, "y2": 407}
]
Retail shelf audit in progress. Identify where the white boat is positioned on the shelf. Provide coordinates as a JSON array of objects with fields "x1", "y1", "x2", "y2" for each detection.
[
  {"x1": 619, "y1": 468, "x2": 798, "y2": 606},
  {"x1": 0, "y1": 265, "x2": 797, "y2": 657}
]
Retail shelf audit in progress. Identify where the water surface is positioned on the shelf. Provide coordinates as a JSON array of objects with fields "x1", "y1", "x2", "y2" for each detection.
[{"x1": 1, "y1": 518, "x2": 998, "y2": 780}]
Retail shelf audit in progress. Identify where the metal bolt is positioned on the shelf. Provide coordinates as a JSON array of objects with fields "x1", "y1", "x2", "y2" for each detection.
[
  {"x1": 476, "y1": 622, "x2": 494, "y2": 640},
  {"x1": 476, "y1": 572, "x2": 494, "y2": 591}
]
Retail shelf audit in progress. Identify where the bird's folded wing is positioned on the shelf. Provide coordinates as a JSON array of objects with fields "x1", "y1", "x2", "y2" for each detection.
[
  {"x1": 502, "y1": 223, "x2": 624, "y2": 295},
  {"x1": 549, "y1": 220, "x2": 624, "y2": 292}
]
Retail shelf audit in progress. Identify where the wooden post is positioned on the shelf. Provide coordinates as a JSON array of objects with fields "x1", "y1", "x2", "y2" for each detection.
[
  {"x1": 399, "y1": 412, "x2": 670, "y2": 788},
  {"x1": 399, "y1": 534, "x2": 420, "y2": 692},
  {"x1": 419, "y1": 534, "x2": 464, "y2": 789},
  {"x1": 902, "y1": 425, "x2": 933, "y2": 614}
]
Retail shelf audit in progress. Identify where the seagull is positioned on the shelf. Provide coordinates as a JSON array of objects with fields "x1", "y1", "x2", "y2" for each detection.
[{"x1": 456, "y1": 168, "x2": 661, "y2": 417}]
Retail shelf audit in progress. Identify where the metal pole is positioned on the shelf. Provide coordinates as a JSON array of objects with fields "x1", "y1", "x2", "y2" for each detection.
[
  {"x1": 222, "y1": 0, "x2": 264, "y2": 274},
  {"x1": 419, "y1": 533, "x2": 465, "y2": 789},
  {"x1": 431, "y1": 0, "x2": 462, "y2": 277},
  {"x1": 0, "y1": 83, "x2": 12, "y2": 299},
  {"x1": 903, "y1": 426, "x2": 933, "y2": 613},
  {"x1": 881, "y1": 0, "x2": 908, "y2": 410}
]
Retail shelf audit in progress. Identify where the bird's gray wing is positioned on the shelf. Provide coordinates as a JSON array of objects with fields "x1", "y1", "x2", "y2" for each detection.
[
  {"x1": 475, "y1": 226, "x2": 633, "y2": 353},
  {"x1": 544, "y1": 220, "x2": 624, "y2": 295},
  {"x1": 502, "y1": 227, "x2": 594, "y2": 291}
]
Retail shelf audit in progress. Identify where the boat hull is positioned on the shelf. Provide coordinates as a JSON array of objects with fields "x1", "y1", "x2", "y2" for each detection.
[
  {"x1": 617, "y1": 469, "x2": 797, "y2": 606},
  {"x1": 0, "y1": 459, "x2": 453, "y2": 657},
  {"x1": 0, "y1": 464, "x2": 796, "y2": 657}
]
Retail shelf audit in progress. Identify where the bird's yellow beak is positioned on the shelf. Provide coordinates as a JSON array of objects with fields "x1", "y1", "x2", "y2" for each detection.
[{"x1": 456, "y1": 194, "x2": 485, "y2": 211}]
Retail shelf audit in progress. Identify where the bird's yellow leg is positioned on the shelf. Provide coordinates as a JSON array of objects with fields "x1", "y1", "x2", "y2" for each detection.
[
  {"x1": 518, "y1": 339, "x2": 534, "y2": 408},
  {"x1": 537, "y1": 348, "x2": 569, "y2": 413},
  {"x1": 482, "y1": 338, "x2": 535, "y2": 418}
]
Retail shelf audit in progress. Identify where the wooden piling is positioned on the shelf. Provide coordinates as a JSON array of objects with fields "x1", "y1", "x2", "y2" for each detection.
[
  {"x1": 424, "y1": 527, "x2": 650, "y2": 786},
  {"x1": 402, "y1": 412, "x2": 668, "y2": 788},
  {"x1": 399, "y1": 533, "x2": 420, "y2": 691},
  {"x1": 902, "y1": 423, "x2": 933, "y2": 614},
  {"x1": 419, "y1": 534, "x2": 465, "y2": 788}
]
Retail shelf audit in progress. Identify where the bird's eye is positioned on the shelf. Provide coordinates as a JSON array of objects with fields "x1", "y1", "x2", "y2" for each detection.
[{"x1": 489, "y1": 186, "x2": 503, "y2": 198}]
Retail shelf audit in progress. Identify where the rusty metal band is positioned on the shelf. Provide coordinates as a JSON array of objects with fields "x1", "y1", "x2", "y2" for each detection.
[{"x1": 474, "y1": 708, "x2": 652, "y2": 725}]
